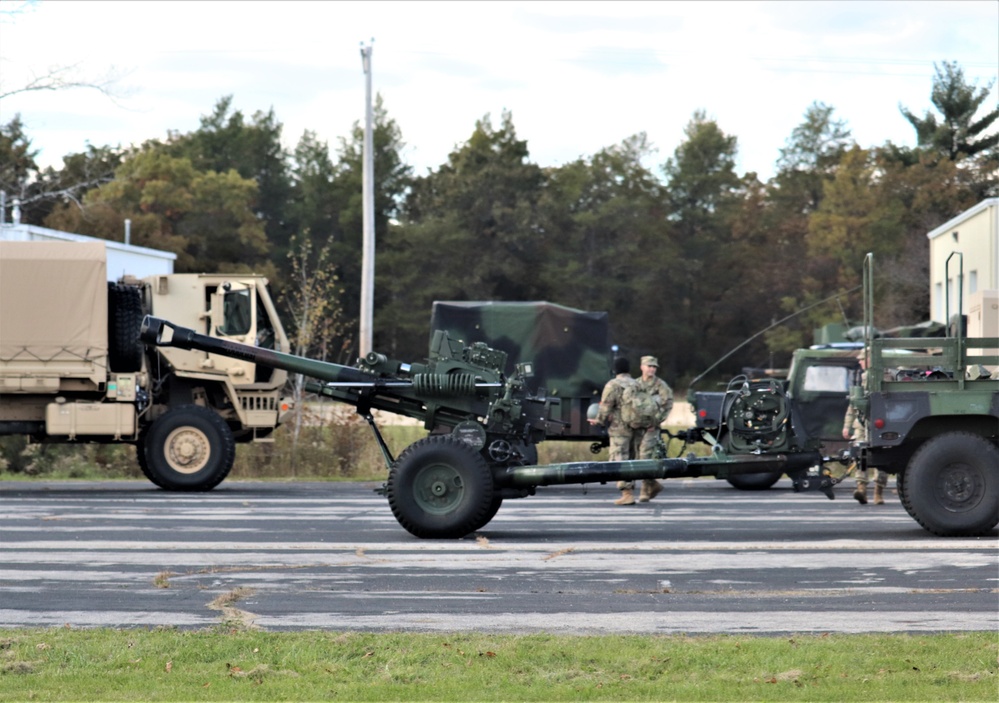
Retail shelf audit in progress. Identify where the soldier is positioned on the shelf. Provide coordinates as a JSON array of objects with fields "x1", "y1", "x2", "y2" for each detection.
[
  {"x1": 627, "y1": 355, "x2": 674, "y2": 503},
  {"x1": 843, "y1": 354, "x2": 888, "y2": 505},
  {"x1": 588, "y1": 357, "x2": 641, "y2": 505}
]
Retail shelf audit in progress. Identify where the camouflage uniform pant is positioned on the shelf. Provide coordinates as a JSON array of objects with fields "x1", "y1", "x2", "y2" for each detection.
[
  {"x1": 612, "y1": 426, "x2": 661, "y2": 490},
  {"x1": 855, "y1": 466, "x2": 889, "y2": 488},
  {"x1": 847, "y1": 422, "x2": 887, "y2": 488}
]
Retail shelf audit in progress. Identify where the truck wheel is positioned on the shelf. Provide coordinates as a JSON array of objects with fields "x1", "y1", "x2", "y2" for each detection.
[
  {"x1": 902, "y1": 432, "x2": 999, "y2": 537},
  {"x1": 135, "y1": 430, "x2": 164, "y2": 488},
  {"x1": 726, "y1": 471, "x2": 783, "y2": 491},
  {"x1": 387, "y1": 435, "x2": 495, "y2": 539},
  {"x1": 140, "y1": 405, "x2": 235, "y2": 491},
  {"x1": 108, "y1": 284, "x2": 144, "y2": 373}
]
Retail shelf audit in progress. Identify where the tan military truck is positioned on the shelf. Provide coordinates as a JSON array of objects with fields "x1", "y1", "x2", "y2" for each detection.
[{"x1": 0, "y1": 240, "x2": 291, "y2": 490}]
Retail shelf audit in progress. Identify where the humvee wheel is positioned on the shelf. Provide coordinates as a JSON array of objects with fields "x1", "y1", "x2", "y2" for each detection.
[
  {"x1": 726, "y1": 471, "x2": 783, "y2": 491},
  {"x1": 141, "y1": 405, "x2": 235, "y2": 491},
  {"x1": 903, "y1": 432, "x2": 999, "y2": 537},
  {"x1": 388, "y1": 435, "x2": 495, "y2": 539},
  {"x1": 896, "y1": 469, "x2": 918, "y2": 520}
]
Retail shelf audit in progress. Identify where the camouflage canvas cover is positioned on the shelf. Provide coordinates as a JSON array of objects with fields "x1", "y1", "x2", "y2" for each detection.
[{"x1": 430, "y1": 301, "x2": 611, "y2": 438}]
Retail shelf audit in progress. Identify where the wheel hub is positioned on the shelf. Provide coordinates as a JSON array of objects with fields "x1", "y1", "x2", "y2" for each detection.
[
  {"x1": 938, "y1": 462, "x2": 982, "y2": 511},
  {"x1": 164, "y1": 427, "x2": 210, "y2": 475},
  {"x1": 414, "y1": 464, "x2": 464, "y2": 514}
]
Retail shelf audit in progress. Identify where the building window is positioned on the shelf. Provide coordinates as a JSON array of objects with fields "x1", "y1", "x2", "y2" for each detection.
[
  {"x1": 935, "y1": 282, "x2": 943, "y2": 321},
  {"x1": 969, "y1": 270, "x2": 978, "y2": 294}
]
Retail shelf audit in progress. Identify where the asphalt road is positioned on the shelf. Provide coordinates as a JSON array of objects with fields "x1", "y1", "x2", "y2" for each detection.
[{"x1": 1, "y1": 477, "x2": 996, "y2": 634}]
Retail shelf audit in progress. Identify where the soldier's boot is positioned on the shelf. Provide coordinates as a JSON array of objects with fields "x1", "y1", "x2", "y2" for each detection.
[
  {"x1": 853, "y1": 482, "x2": 868, "y2": 505},
  {"x1": 638, "y1": 480, "x2": 663, "y2": 503},
  {"x1": 614, "y1": 489, "x2": 636, "y2": 506},
  {"x1": 873, "y1": 484, "x2": 885, "y2": 505}
]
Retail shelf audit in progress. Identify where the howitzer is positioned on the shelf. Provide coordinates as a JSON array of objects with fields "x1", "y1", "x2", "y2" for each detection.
[{"x1": 141, "y1": 315, "x2": 837, "y2": 539}]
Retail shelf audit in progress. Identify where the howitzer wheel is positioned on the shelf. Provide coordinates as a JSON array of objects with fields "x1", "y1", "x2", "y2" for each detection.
[
  {"x1": 140, "y1": 405, "x2": 235, "y2": 491},
  {"x1": 467, "y1": 497, "x2": 504, "y2": 533},
  {"x1": 902, "y1": 432, "x2": 999, "y2": 537},
  {"x1": 387, "y1": 435, "x2": 495, "y2": 539}
]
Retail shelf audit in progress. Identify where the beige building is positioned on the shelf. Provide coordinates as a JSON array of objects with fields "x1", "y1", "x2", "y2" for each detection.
[{"x1": 927, "y1": 198, "x2": 998, "y2": 325}]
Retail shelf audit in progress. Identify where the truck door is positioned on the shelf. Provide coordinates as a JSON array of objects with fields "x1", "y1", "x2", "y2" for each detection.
[
  {"x1": 788, "y1": 355, "x2": 859, "y2": 448},
  {"x1": 209, "y1": 282, "x2": 257, "y2": 384}
]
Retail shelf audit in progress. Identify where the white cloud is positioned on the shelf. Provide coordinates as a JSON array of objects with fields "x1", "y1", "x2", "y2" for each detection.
[{"x1": 1, "y1": 0, "x2": 996, "y2": 180}]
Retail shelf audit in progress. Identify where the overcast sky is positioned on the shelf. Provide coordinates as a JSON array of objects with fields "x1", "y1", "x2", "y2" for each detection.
[{"x1": 1, "y1": 0, "x2": 997, "y2": 182}]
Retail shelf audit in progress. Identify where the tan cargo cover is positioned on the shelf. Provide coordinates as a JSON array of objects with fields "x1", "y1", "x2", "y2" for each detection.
[{"x1": 0, "y1": 241, "x2": 109, "y2": 389}]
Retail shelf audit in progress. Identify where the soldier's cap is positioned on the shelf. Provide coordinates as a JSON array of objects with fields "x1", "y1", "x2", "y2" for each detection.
[{"x1": 641, "y1": 355, "x2": 659, "y2": 367}]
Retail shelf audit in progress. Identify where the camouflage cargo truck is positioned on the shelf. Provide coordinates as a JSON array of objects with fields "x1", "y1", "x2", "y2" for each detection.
[{"x1": 0, "y1": 240, "x2": 291, "y2": 490}]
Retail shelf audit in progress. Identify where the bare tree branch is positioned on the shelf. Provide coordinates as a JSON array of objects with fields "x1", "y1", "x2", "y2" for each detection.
[{"x1": 0, "y1": 62, "x2": 134, "y2": 105}]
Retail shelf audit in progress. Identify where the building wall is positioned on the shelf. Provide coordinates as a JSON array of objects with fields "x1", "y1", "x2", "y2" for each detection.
[
  {"x1": 0, "y1": 223, "x2": 176, "y2": 281},
  {"x1": 927, "y1": 198, "x2": 999, "y2": 323}
]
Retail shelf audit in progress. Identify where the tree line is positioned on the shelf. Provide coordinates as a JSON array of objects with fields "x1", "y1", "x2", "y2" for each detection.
[{"x1": 1, "y1": 61, "x2": 996, "y2": 389}]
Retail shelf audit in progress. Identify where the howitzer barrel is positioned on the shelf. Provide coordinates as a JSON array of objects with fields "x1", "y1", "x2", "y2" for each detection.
[
  {"x1": 496, "y1": 451, "x2": 824, "y2": 488},
  {"x1": 140, "y1": 316, "x2": 373, "y2": 385}
]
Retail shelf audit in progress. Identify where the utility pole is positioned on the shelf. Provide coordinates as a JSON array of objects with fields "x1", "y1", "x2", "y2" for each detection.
[{"x1": 359, "y1": 39, "x2": 375, "y2": 357}]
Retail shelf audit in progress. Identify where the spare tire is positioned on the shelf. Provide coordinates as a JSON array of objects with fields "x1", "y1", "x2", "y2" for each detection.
[{"x1": 108, "y1": 283, "x2": 144, "y2": 373}]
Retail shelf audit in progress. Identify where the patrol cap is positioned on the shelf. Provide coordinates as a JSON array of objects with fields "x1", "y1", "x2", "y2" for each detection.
[{"x1": 641, "y1": 355, "x2": 659, "y2": 367}]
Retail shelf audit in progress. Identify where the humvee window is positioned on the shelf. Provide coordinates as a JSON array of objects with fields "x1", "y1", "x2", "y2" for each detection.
[{"x1": 802, "y1": 365, "x2": 849, "y2": 393}]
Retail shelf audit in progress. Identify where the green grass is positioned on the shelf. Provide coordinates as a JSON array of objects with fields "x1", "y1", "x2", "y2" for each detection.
[{"x1": 0, "y1": 629, "x2": 994, "y2": 702}]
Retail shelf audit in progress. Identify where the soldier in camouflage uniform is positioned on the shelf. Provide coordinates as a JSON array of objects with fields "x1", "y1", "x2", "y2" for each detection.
[
  {"x1": 842, "y1": 355, "x2": 888, "y2": 505},
  {"x1": 628, "y1": 355, "x2": 674, "y2": 503},
  {"x1": 588, "y1": 357, "x2": 641, "y2": 505}
]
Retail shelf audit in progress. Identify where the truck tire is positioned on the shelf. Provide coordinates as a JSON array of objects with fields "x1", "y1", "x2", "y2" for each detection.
[
  {"x1": 902, "y1": 432, "x2": 999, "y2": 537},
  {"x1": 726, "y1": 471, "x2": 783, "y2": 491},
  {"x1": 140, "y1": 405, "x2": 236, "y2": 491},
  {"x1": 895, "y1": 469, "x2": 918, "y2": 520},
  {"x1": 387, "y1": 435, "x2": 495, "y2": 539},
  {"x1": 135, "y1": 431, "x2": 162, "y2": 488},
  {"x1": 108, "y1": 284, "x2": 144, "y2": 373}
]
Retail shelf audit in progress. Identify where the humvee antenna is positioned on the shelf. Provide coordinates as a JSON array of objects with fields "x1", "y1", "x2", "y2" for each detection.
[{"x1": 688, "y1": 285, "x2": 861, "y2": 390}]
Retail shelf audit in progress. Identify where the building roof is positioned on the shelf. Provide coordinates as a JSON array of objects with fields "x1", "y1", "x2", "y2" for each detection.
[
  {"x1": 926, "y1": 198, "x2": 999, "y2": 240},
  {"x1": 0, "y1": 223, "x2": 176, "y2": 280}
]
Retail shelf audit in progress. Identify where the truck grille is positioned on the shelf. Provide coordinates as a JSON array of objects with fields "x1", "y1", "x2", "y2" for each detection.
[{"x1": 240, "y1": 394, "x2": 278, "y2": 412}]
